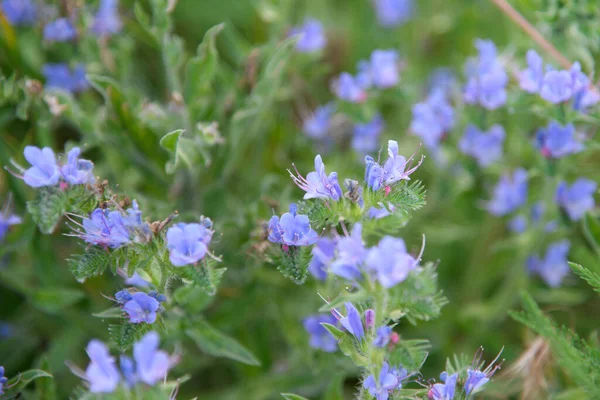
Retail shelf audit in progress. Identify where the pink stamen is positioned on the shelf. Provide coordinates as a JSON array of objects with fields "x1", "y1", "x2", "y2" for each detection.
[
  {"x1": 390, "y1": 332, "x2": 399, "y2": 344},
  {"x1": 384, "y1": 186, "x2": 391, "y2": 197}
]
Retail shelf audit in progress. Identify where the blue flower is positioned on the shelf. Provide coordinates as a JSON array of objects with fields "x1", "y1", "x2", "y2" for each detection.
[
  {"x1": 508, "y1": 215, "x2": 527, "y2": 233},
  {"x1": 92, "y1": 0, "x2": 122, "y2": 37},
  {"x1": 166, "y1": 222, "x2": 213, "y2": 266},
  {"x1": 268, "y1": 204, "x2": 319, "y2": 247},
  {"x1": 535, "y1": 122, "x2": 582, "y2": 158},
  {"x1": 134, "y1": 331, "x2": 171, "y2": 385},
  {"x1": 373, "y1": 326, "x2": 393, "y2": 347},
  {"x1": 43, "y1": 18, "x2": 77, "y2": 42},
  {"x1": 330, "y1": 223, "x2": 366, "y2": 280},
  {"x1": 81, "y1": 209, "x2": 131, "y2": 248},
  {"x1": 487, "y1": 169, "x2": 528, "y2": 216},
  {"x1": 304, "y1": 103, "x2": 334, "y2": 139},
  {"x1": 122, "y1": 200, "x2": 152, "y2": 242},
  {"x1": 290, "y1": 155, "x2": 342, "y2": 201},
  {"x1": 334, "y1": 72, "x2": 367, "y2": 103},
  {"x1": 21, "y1": 146, "x2": 61, "y2": 188},
  {"x1": 519, "y1": 49, "x2": 544, "y2": 93},
  {"x1": 463, "y1": 39, "x2": 508, "y2": 110},
  {"x1": 114, "y1": 289, "x2": 133, "y2": 304},
  {"x1": 556, "y1": 178, "x2": 597, "y2": 221},
  {"x1": 428, "y1": 68, "x2": 456, "y2": 96},
  {"x1": 459, "y1": 124, "x2": 505, "y2": 167},
  {"x1": 365, "y1": 140, "x2": 424, "y2": 191},
  {"x1": 368, "y1": 203, "x2": 395, "y2": 219},
  {"x1": 353, "y1": 115, "x2": 384, "y2": 154},
  {"x1": 308, "y1": 237, "x2": 336, "y2": 280},
  {"x1": 302, "y1": 314, "x2": 338, "y2": 352},
  {"x1": 528, "y1": 240, "x2": 570, "y2": 287},
  {"x1": 85, "y1": 340, "x2": 120, "y2": 393},
  {"x1": 1, "y1": 0, "x2": 36, "y2": 26},
  {"x1": 124, "y1": 271, "x2": 150, "y2": 288},
  {"x1": 42, "y1": 63, "x2": 89, "y2": 93},
  {"x1": 370, "y1": 50, "x2": 400, "y2": 89},
  {"x1": 366, "y1": 236, "x2": 418, "y2": 287},
  {"x1": 540, "y1": 70, "x2": 574, "y2": 103},
  {"x1": 0, "y1": 203, "x2": 21, "y2": 242},
  {"x1": 570, "y1": 62, "x2": 590, "y2": 93},
  {"x1": 363, "y1": 361, "x2": 400, "y2": 400},
  {"x1": 573, "y1": 87, "x2": 600, "y2": 112},
  {"x1": 123, "y1": 292, "x2": 160, "y2": 324},
  {"x1": 289, "y1": 19, "x2": 326, "y2": 53},
  {"x1": 429, "y1": 372, "x2": 457, "y2": 400},
  {"x1": 465, "y1": 369, "x2": 490, "y2": 395},
  {"x1": 119, "y1": 356, "x2": 136, "y2": 387},
  {"x1": 337, "y1": 302, "x2": 364, "y2": 340},
  {"x1": 60, "y1": 147, "x2": 96, "y2": 185},
  {"x1": 373, "y1": 0, "x2": 414, "y2": 27},
  {"x1": 411, "y1": 90, "x2": 455, "y2": 149},
  {"x1": 0, "y1": 366, "x2": 7, "y2": 395}
]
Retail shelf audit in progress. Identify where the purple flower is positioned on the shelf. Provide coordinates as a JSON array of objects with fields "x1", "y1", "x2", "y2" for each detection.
[
  {"x1": 411, "y1": 90, "x2": 455, "y2": 149},
  {"x1": 519, "y1": 49, "x2": 544, "y2": 93},
  {"x1": 0, "y1": 201, "x2": 21, "y2": 241},
  {"x1": 556, "y1": 178, "x2": 597, "y2": 221},
  {"x1": 569, "y1": 62, "x2": 589, "y2": 93},
  {"x1": 119, "y1": 356, "x2": 136, "y2": 387},
  {"x1": 365, "y1": 309, "x2": 376, "y2": 329},
  {"x1": 42, "y1": 63, "x2": 89, "y2": 93},
  {"x1": 330, "y1": 223, "x2": 366, "y2": 280},
  {"x1": 0, "y1": 366, "x2": 6, "y2": 395},
  {"x1": 428, "y1": 68, "x2": 456, "y2": 96},
  {"x1": 92, "y1": 0, "x2": 122, "y2": 37},
  {"x1": 123, "y1": 292, "x2": 160, "y2": 324},
  {"x1": 290, "y1": 155, "x2": 342, "y2": 201},
  {"x1": 134, "y1": 331, "x2": 171, "y2": 385},
  {"x1": 43, "y1": 18, "x2": 77, "y2": 42},
  {"x1": 334, "y1": 73, "x2": 367, "y2": 103},
  {"x1": 540, "y1": 70, "x2": 573, "y2": 103},
  {"x1": 363, "y1": 361, "x2": 400, "y2": 400},
  {"x1": 429, "y1": 372, "x2": 457, "y2": 400},
  {"x1": 465, "y1": 369, "x2": 490, "y2": 395},
  {"x1": 85, "y1": 340, "x2": 120, "y2": 393},
  {"x1": 535, "y1": 122, "x2": 583, "y2": 158},
  {"x1": 308, "y1": 237, "x2": 336, "y2": 280},
  {"x1": 508, "y1": 215, "x2": 527, "y2": 233},
  {"x1": 1, "y1": 0, "x2": 36, "y2": 26},
  {"x1": 166, "y1": 222, "x2": 213, "y2": 266},
  {"x1": 21, "y1": 146, "x2": 60, "y2": 187},
  {"x1": 268, "y1": 204, "x2": 319, "y2": 247},
  {"x1": 353, "y1": 115, "x2": 384, "y2": 154},
  {"x1": 368, "y1": 203, "x2": 395, "y2": 219},
  {"x1": 366, "y1": 236, "x2": 418, "y2": 287},
  {"x1": 463, "y1": 39, "x2": 508, "y2": 110},
  {"x1": 373, "y1": 326, "x2": 392, "y2": 347},
  {"x1": 124, "y1": 271, "x2": 150, "y2": 288},
  {"x1": 528, "y1": 240, "x2": 570, "y2": 287},
  {"x1": 303, "y1": 314, "x2": 338, "y2": 352},
  {"x1": 365, "y1": 140, "x2": 424, "y2": 191},
  {"x1": 373, "y1": 0, "x2": 414, "y2": 27},
  {"x1": 304, "y1": 103, "x2": 334, "y2": 139},
  {"x1": 81, "y1": 209, "x2": 131, "y2": 248},
  {"x1": 60, "y1": 147, "x2": 96, "y2": 185},
  {"x1": 487, "y1": 169, "x2": 528, "y2": 216},
  {"x1": 370, "y1": 50, "x2": 400, "y2": 88},
  {"x1": 459, "y1": 124, "x2": 505, "y2": 167},
  {"x1": 336, "y1": 302, "x2": 364, "y2": 340},
  {"x1": 289, "y1": 19, "x2": 326, "y2": 53}
]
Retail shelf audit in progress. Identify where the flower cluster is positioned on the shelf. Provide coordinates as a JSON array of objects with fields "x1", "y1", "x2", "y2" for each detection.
[
  {"x1": 166, "y1": 218, "x2": 214, "y2": 266},
  {"x1": 115, "y1": 289, "x2": 167, "y2": 324},
  {"x1": 372, "y1": 0, "x2": 414, "y2": 28},
  {"x1": 411, "y1": 89, "x2": 455, "y2": 150},
  {"x1": 463, "y1": 39, "x2": 508, "y2": 110},
  {"x1": 459, "y1": 124, "x2": 505, "y2": 167},
  {"x1": 268, "y1": 204, "x2": 319, "y2": 247},
  {"x1": 365, "y1": 140, "x2": 423, "y2": 191},
  {"x1": 289, "y1": 19, "x2": 327, "y2": 53},
  {"x1": 290, "y1": 155, "x2": 343, "y2": 201}
]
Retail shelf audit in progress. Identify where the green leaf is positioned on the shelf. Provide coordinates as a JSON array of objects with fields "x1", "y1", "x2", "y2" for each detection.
[
  {"x1": 172, "y1": 285, "x2": 214, "y2": 313},
  {"x1": 320, "y1": 323, "x2": 345, "y2": 341},
  {"x1": 4, "y1": 369, "x2": 52, "y2": 395},
  {"x1": 159, "y1": 129, "x2": 198, "y2": 174},
  {"x1": 388, "y1": 339, "x2": 430, "y2": 371},
  {"x1": 159, "y1": 129, "x2": 184, "y2": 152},
  {"x1": 35, "y1": 357, "x2": 57, "y2": 400},
  {"x1": 68, "y1": 246, "x2": 118, "y2": 283},
  {"x1": 26, "y1": 187, "x2": 67, "y2": 234},
  {"x1": 318, "y1": 290, "x2": 369, "y2": 312},
  {"x1": 109, "y1": 322, "x2": 152, "y2": 352},
  {"x1": 186, "y1": 319, "x2": 261, "y2": 366},
  {"x1": 184, "y1": 23, "x2": 225, "y2": 103},
  {"x1": 31, "y1": 288, "x2": 85, "y2": 314},
  {"x1": 172, "y1": 258, "x2": 226, "y2": 296},
  {"x1": 569, "y1": 262, "x2": 600, "y2": 292},
  {"x1": 92, "y1": 307, "x2": 125, "y2": 319},
  {"x1": 268, "y1": 245, "x2": 312, "y2": 284},
  {"x1": 281, "y1": 394, "x2": 310, "y2": 400}
]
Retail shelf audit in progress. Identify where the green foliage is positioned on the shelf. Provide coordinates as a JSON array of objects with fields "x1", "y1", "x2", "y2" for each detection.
[
  {"x1": 364, "y1": 180, "x2": 427, "y2": 213},
  {"x1": 2, "y1": 369, "x2": 53, "y2": 398},
  {"x1": 171, "y1": 258, "x2": 227, "y2": 296},
  {"x1": 26, "y1": 187, "x2": 67, "y2": 234},
  {"x1": 109, "y1": 322, "x2": 153, "y2": 353},
  {"x1": 569, "y1": 262, "x2": 600, "y2": 293},
  {"x1": 68, "y1": 246, "x2": 123, "y2": 283},
  {"x1": 388, "y1": 339, "x2": 431, "y2": 372},
  {"x1": 281, "y1": 394, "x2": 310, "y2": 400},
  {"x1": 268, "y1": 245, "x2": 313, "y2": 285}
]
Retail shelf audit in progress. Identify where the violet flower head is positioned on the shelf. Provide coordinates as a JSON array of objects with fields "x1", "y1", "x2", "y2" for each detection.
[
  {"x1": 308, "y1": 237, "x2": 336, "y2": 281},
  {"x1": 0, "y1": 366, "x2": 6, "y2": 395},
  {"x1": 119, "y1": 356, "x2": 137, "y2": 387},
  {"x1": 289, "y1": 19, "x2": 326, "y2": 53},
  {"x1": 465, "y1": 370, "x2": 489, "y2": 395},
  {"x1": 43, "y1": 63, "x2": 89, "y2": 93},
  {"x1": 92, "y1": 0, "x2": 122, "y2": 37},
  {"x1": 463, "y1": 39, "x2": 508, "y2": 110},
  {"x1": 365, "y1": 140, "x2": 424, "y2": 191},
  {"x1": 43, "y1": 18, "x2": 77, "y2": 42},
  {"x1": 1, "y1": 0, "x2": 36, "y2": 26},
  {"x1": 535, "y1": 122, "x2": 583, "y2": 158},
  {"x1": 459, "y1": 124, "x2": 505, "y2": 167},
  {"x1": 373, "y1": 326, "x2": 393, "y2": 347},
  {"x1": 22, "y1": 146, "x2": 61, "y2": 188},
  {"x1": 81, "y1": 209, "x2": 130, "y2": 248},
  {"x1": 429, "y1": 372, "x2": 457, "y2": 400},
  {"x1": 363, "y1": 361, "x2": 400, "y2": 400},
  {"x1": 353, "y1": 115, "x2": 384, "y2": 154},
  {"x1": 330, "y1": 223, "x2": 366, "y2": 280},
  {"x1": 290, "y1": 154, "x2": 342, "y2": 201},
  {"x1": 60, "y1": 147, "x2": 96, "y2": 185},
  {"x1": 166, "y1": 222, "x2": 212, "y2": 266},
  {"x1": 487, "y1": 169, "x2": 528, "y2": 216},
  {"x1": 334, "y1": 72, "x2": 367, "y2": 103},
  {"x1": 411, "y1": 90, "x2": 455, "y2": 149},
  {"x1": 573, "y1": 86, "x2": 600, "y2": 112},
  {"x1": 373, "y1": 0, "x2": 414, "y2": 27},
  {"x1": 370, "y1": 50, "x2": 400, "y2": 88},
  {"x1": 0, "y1": 198, "x2": 21, "y2": 242},
  {"x1": 337, "y1": 302, "x2": 365, "y2": 340},
  {"x1": 124, "y1": 271, "x2": 150, "y2": 288},
  {"x1": 268, "y1": 204, "x2": 319, "y2": 247},
  {"x1": 556, "y1": 178, "x2": 597, "y2": 221},
  {"x1": 302, "y1": 314, "x2": 338, "y2": 352},
  {"x1": 528, "y1": 240, "x2": 571, "y2": 287},
  {"x1": 540, "y1": 70, "x2": 573, "y2": 103},
  {"x1": 133, "y1": 331, "x2": 171, "y2": 385},
  {"x1": 85, "y1": 340, "x2": 120, "y2": 393},
  {"x1": 366, "y1": 236, "x2": 419, "y2": 288},
  {"x1": 519, "y1": 49, "x2": 544, "y2": 93},
  {"x1": 114, "y1": 289, "x2": 132, "y2": 305},
  {"x1": 123, "y1": 292, "x2": 160, "y2": 324},
  {"x1": 304, "y1": 103, "x2": 334, "y2": 139},
  {"x1": 369, "y1": 203, "x2": 395, "y2": 219},
  {"x1": 569, "y1": 62, "x2": 589, "y2": 93}
]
